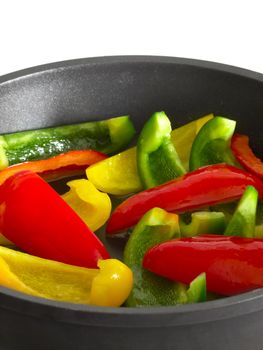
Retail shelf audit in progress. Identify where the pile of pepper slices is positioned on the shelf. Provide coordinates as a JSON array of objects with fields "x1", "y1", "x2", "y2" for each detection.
[{"x1": 0, "y1": 112, "x2": 263, "y2": 307}]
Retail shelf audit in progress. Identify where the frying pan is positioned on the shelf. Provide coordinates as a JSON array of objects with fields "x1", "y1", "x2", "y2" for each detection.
[{"x1": 0, "y1": 56, "x2": 263, "y2": 350}]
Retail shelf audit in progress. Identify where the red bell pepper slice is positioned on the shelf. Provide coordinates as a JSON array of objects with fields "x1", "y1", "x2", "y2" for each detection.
[
  {"x1": 0, "y1": 150, "x2": 107, "y2": 185},
  {"x1": 231, "y1": 134, "x2": 263, "y2": 179},
  {"x1": 143, "y1": 234, "x2": 263, "y2": 296},
  {"x1": 0, "y1": 171, "x2": 110, "y2": 268},
  {"x1": 106, "y1": 164, "x2": 263, "y2": 234}
]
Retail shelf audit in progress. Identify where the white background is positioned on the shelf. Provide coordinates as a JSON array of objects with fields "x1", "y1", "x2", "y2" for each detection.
[{"x1": 0, "y1": 0, "x2": 263, "y2": 76}]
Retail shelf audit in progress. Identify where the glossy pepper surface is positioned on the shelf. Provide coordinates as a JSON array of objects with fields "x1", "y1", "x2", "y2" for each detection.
[
  {"x1": 86, "y1": 114, "x2": 213, "y2": 196},
  {"x1": 143, "y1": 234, "x2": 263, "y2": 296},
  {"x1": 106, "y1": 164, "x2": 263, "y2": 234},
  {"x1": 0, "y1": 149, "x2": 107, "y2": 185},
  {"x1": 123, "y1": 207, "x2": 206, "y2": 306},
  {"x1": 231, "y1": 134, "x2": 263, "y2": 179},
  {"x1": 0, "y1": 115, "x2": 135, "y2": 169},
  {"x1": 0, "y1": 171, "x2": 110, "y2": 268},
  {"x1": 87, "y1": 147, "x2": 143, "y2": 196},
  {"x1": 189, "y1": 116, "x2": 238, "y2": 171},
  {"x1": 224, "y1": 186, "x2": 258, "y2": 238},
  {"x1": 62, "y1": 179, "x2": 111, "y2": 232},
  {"x1": 179, "y1": 211, "x2": 226, "y2": 237},
  {"x1": 0, "y1": 245, "x2": 132, "y2": 306},
  {"x1": 137, "y1": 111, "x2": 186, "y2": 188}
]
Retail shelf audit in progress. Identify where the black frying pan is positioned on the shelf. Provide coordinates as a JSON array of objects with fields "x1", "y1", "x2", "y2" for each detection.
[{"x1": 0, "y1": 56, "x2": 263, "y2": 350}]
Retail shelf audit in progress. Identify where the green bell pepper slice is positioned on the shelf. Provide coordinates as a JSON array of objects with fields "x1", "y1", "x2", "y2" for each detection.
[
  {"x1": 189, "y1": 116, "x2": 239, "y2": 171},
  {"x1": 180, "y1": 211, "x2": 226, "y2": 237},
  {"x1": 0, "y1": 116, "x2": 135, "y2": 169},
  {"x1": 123, "y1": 207, "x2": 206, "y2": 306},
  {"x1": 137, "y1": 112, "x2": 186, "y2": 189},
  {"x1": 224, "y1": 185, "x2": 258, "y2": 237}
]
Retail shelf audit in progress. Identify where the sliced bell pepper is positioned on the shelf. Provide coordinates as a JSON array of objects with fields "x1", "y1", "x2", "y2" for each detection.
[
  {"x1": 0, "y1": 150, "x2": 107, "y2": 246},
  {"x1": 0, "y1": 171, "x2": 110, "y2": 268},
  {"x1": 0, "y1": 149, "x2": 107, "y2": 185},
  {"x1": 90, "y1": 258, "x2": 133, "y2": 307},
  {"x1": 106, "y1": 164, "x2": 263, "y2": 234},
  {"x1": 0, "y1": 115, "x2": 135, "y2": 169},
  {"x1": 62, "y1": 179, "x2": 111, "y2": 232},
  {"x1": 179, "y1": 211, "x2": 226, "y2": 237},
  {"x1": 186, "y1": 272, "x2": 206, "y2": 303},
  {"x1": 87, "y1": 147, "x2": 143, "y2": 196},
  {"x1": 171, "y1": 113, "x2": 214, "y2": 170},
  {"x1": 137, "y1": 111, "x2": 186, "y2": 189},
  {"x1": 189, "y1": 116, "x2": 239, "y2": 171},
  {"x1": 255, "y1": 225, "x2": 263, "y2": 238},
  {"x1": 255, "y1": 201, "x2": 263, "y2": 237},
  {"x1": 224, "y1": 186, "x2": 258, "y2": 237},
  {"x1": 231, "y1": 134, "x2": 263, "y2": 179},
  {"x1": 86, "y1": 114, "x2": 213, "y2": 196},
  {"x1": 0, "y1": 245, "x2": 132, "y2": 306},
  {"x1": 123, "y1": 207, "x2": 206, "y2": 306},
  {"x1": 143, "y1": 234, "x2": 263, "y2": 296}
]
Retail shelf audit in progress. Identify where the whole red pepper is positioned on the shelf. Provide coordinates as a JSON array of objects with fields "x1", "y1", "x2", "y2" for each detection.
[
  {"x1": 0, "y1": 150, "x2": 107, "y2": 185},
  {"x1": 231, "y1": 134, "x2": 263, "y2": 179},
  {"x1": 143, "y1": 234, "x2": 263, "y2": 296},
  {"x1": 106, "y1": 164, "x2": 263, "y2": 234},
  {"x1": 0, "y1": 171, "x2": 110, "y2": 268}
]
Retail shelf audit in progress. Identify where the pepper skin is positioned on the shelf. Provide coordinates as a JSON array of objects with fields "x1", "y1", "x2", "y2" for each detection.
[
  {"x1": 0, "y1": 171, "x2": 110, "y2": 268},
  {"x1": 86, "y1": 114, "x2": 213, "y2": 196},
  {"x1": 106, "y1": 164, "x2": 263, "y2": 234},
  {"x1": 123, "y1": 207, "x2": 206, "y2": 306},
  {"x1": 0, "y1": 115, "x2": 135, "y2": 169},
  {"x1": 0, "y1": 245, "x2": 132, "y2": 307},
  {"x1": 0, "y1": 149, "x2": 107, "y2": 185},
  {"x1": 224, "y1": 186, "x2": 258, "y2": 238},
  {"x1": 189, "y1": 116, "x2": 238, "y2": 171},
  {"x1": 137, "y1": 111, "x2": 186, "y2": 189},
  {"x1": 143, "y1": 234, "x2": 263, "y2": 296},
  {"x1": 62, "y1": 179, "x2": 112, "y2": 232},
  {"x1": 231, "y1": 134, "x2": 263, "y2": 179}
]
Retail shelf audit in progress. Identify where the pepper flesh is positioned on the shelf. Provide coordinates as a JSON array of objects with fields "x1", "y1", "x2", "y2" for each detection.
[
  {"x1": 0, "y1": 149, "x2": 107, "y2": 186},
  {"x1": 123, "y1": 207, "x2": 185, "y2": 306},
  {"x1": 106, "y1": 164, "x2": 263, "y2": 234},
  {"x1": 90, "y1": 259, "x2": 133, "y2": 307},
  {"x1": 0, "y1": 245, "x2": 132, "y2": 306},
  {"x1": 224, "y1": 186, "x2": 258, "y2": 237},
  {"x1": 171, "y1": 113, "x2": 213, "y2": 170},
  {"x1": 123, "y1": 207, "x2": 206, "y2": 306},
  {"x1": 0, "y1": 115, "x2": 135, "y2": 169},
  {"x1": 231, "y1": 134, "x2": 263, "y2": 179},
  {"x1": 143, "y1": 234, "x2": 263, "y2": 296},
  {"x1": 87, "y1": 147, "x2": 142, "y2": 196},
  {"x1": 0, "y1": 171, "x2": 110, "y2": 268},
  {"x1": 62, "y1": 179, "x2": 111, "y2": 232},
  {"x1": 137, "y1": 111, "x2": 186, "y2": 188},
  {"x1": 189, "y1": 116, "x2": 238, "y2": 171},
  {"x1": 86, "y1": 114, "x2": 213, "y2": 196},
  {"x1": 179, "y1": 211, "x2": 226, "y2": 237}
]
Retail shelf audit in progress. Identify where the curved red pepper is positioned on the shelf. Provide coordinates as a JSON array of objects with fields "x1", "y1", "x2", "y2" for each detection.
[
  {"x1": 0, "y1": 171, "x2": 110, "y2": 268},
  {"x1": 106, "y1": 164, "x2": 263, "y2": 234},
  {"x1": 231, "y1": 134, "x2": 263, "y2": 179},
  {"x1": 143, "y1": 234, "x2": 263, "y2": 296},
  {"x1": 0, "y1": 150, "x2": 107, "y2": 185}
]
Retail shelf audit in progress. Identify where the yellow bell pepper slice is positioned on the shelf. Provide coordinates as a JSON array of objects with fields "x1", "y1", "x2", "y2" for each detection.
[
  {"x1": 0, "y1": 245, "x2": 133, "y2": 306},
  {"x1": 62, "y1": 179, "x2": 111, "y2": 232},
  {"x1": 90, "y1": 259, "x2": 133, "y2": 307},
  {"x1": 171, "y1": 113, "x2": 213, "y2": 170},
  {"x1": 86, "y1": 114, "x2": 214, "y2": 195},
  {"x1": 87, "y1": 147, "x2": 142, "y2": 196}
]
